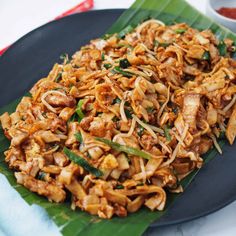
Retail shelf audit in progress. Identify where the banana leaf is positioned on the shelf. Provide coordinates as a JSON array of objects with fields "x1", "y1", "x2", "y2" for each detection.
[{"x1": 0, "y1": 0, "x2": 235, "y2": 235}]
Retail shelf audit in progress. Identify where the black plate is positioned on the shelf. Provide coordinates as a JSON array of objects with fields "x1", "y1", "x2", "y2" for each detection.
[{"x1": 0, "y1": 9, "x2": 236, "y2": 228}]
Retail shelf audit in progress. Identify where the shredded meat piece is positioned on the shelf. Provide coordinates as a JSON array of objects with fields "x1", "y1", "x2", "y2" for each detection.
[
  {"x1": 15, "y1": 172, "x2": 66, "y2": 203},
  {"x1": 46, "y1": 94, "x2": 76, "y2": 108},
  {"x1": 140, "y1": 134, "x2": 158, "y2": 150},
  {"x1": 80, "y1": 116, "x2": 94, "y2": 131}
]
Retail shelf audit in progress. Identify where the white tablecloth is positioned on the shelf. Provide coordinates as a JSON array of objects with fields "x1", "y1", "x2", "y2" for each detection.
[{"x1": 0, "y1": 1, "x2": 236, "y2": 236}]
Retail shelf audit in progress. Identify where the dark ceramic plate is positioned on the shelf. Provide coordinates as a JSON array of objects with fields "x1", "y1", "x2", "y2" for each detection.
[{"x1": 0, "y1": 9, "x2": 236, "y2": 228}]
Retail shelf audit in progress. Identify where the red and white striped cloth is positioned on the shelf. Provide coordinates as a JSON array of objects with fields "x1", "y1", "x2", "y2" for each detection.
[{"x1": 0, "y1": 0, "x2": 94, "y2": 56}]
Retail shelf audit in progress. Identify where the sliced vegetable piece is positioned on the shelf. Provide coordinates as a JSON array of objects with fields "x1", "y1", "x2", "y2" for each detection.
[{"x1": 96, "y1": 137, "x2": 151, "y2": 160}]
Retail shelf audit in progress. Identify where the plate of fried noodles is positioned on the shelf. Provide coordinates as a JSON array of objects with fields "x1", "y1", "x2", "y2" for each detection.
[{"x1": 0, "y1": 9, "x2": 236, "y2": 227}]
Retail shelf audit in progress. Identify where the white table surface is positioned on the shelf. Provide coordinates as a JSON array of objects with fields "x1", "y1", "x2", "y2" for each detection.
[{"x1": 1, "y1": 1, "x2": 236, "y2": 236}]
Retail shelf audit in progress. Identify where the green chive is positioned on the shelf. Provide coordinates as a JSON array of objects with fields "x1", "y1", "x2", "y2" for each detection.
[
  {"x1": 218, "y1": 131, "x2": 226, "y2": 140},
  {"x1": 217, "y1": 41, "x2": 227, "y2": 56},
  {"x1": 112, "y1": 66, "x2": 133, "y2": 78},
  {"x1": 68, "y1": 113, "x2": 77, "y2": 123},
  {"x1": 76, "y1": 100, "x2": 85, "y2": 122},
  {"x1": 112, "y1": 98, "x2": 121, "y2": 104},
  {"x1": 164, "y1": 125, "x2": 172, "y2": 141},
  {"x1": 96, "y1": 137, "x2": 151, "y2": 160},
  {"x1": 101, "y1": 52, "x2": 105, "y2": 61},
  {"x1": 124, "y1": 109, "x2": 133, "y2": 119},
  {"x1": 175, "y1": 29, "x2": 186, "y2": 34},
  {"x1": 63, "y1": 147, "x2": 103, "y2": 177},
  {"x1": 117, "y1": 44, "x2": 126, "y2": 47},
  {"x1": 202, "y1": 51, "x2": 210, "y2": 61},
  {"x1": 124, "y1": 101, "x2": 130, "y2": 106},
  {"x1": 74, "y1": 132, "x2": 83, "y2": 143},
  {"x1": 154, "y1": 40, "x2": 170, "y2": 48},
  {"x1": 115, "y1": 185, "x2": 124, "y2": 189},
  {"x1": 55, "y1": 72, "x2": 62, "y2": 83},
  {"x1": 103, "y1": 63, "x2": 112, "y2": 69},
  {"x1": 137, "y1": 125, "x2": 144, "y2": 137},
  {"x1": 37, "y1": 172, "x2": 46, "y2": 180},
  {"x1": 119, "y1": 59, "x2": 131, "y2": 69},
  {"x1": 160, "y1": 42, "x2": 170, "y2": 48}
]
